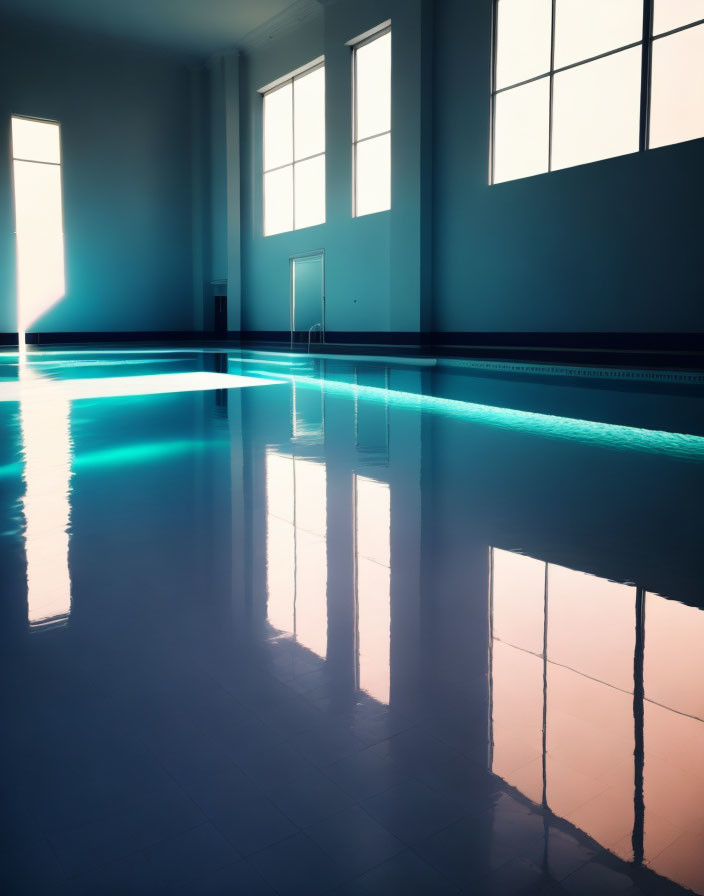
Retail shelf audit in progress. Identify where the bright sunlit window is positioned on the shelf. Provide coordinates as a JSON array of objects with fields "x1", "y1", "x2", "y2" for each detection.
[
  {"x1": 352, "y1": 24, "x2": 391, "y2": 217},
  {"x1": 491, "y1": 0, "x2": 704, "y2": 184},
  {"x1": 649, "y1": 3, "x2": 704, "y2": 149},
  {"x1": 262, "y1": 60, "x2": 325, "y2": 236},
  {"x1": 11, "y1": 116, "x2": 66, "y2": 337}
]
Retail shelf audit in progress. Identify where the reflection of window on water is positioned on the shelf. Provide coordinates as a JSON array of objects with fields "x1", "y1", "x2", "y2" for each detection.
[
  {"x1": 354, "y1": 367, "x2": 389, "y2": 464},
  {"x1": 265, "y1": 451, "x2": 327, "y2": 658},
  {"x1": 354, "y1": 475, "x2": 391, "y2": 704},
  {"x1": 19, "y1": 372, "x2": 73, "y2": 631},
  {"x1": 292, "y1": 381, "x2": 324, "y2": 443},
  {"x1": 490, "y1": 548, "x2": 704, "y2": 895}
]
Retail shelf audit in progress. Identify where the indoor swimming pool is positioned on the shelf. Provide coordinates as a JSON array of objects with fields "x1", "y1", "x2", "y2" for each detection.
[{"x1": 1, "y1": 346, "x2": 703, "y2": 895}]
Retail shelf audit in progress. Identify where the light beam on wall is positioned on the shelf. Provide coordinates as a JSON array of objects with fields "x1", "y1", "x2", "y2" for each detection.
[{"x1": 11, "y1": 117, "x2": 66, "y2": 346}]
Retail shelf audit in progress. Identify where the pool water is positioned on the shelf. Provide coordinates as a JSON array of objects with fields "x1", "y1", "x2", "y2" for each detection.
[{"x1": 1, "y1": 347, "x2": 703, "y2": 895}]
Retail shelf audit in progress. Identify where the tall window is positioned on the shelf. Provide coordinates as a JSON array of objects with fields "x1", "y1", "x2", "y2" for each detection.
[
  {"x1": 262, "y1": 60, "x2": 325, "y2": 236},
  {"x1": 491, "y1": 0, "x2": 704, "y2": 184},
  {"x1": 11, "y1": 116, "x2": 66, "y2": 338},
  {"x1": 352, "y1": 25, "x2": 391, "y2": 217}
]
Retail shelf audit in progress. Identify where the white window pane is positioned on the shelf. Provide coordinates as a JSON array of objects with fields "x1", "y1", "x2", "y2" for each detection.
[
  {"x1": 13, "y1": 160, "x2": 63, "y2": 234},
  {"x1": 649, "y1": 24, "x2": 704, "y2": 149},
  {"x1": 493, "y1": 79, "x2": 549, "y2": 184},
  {"x1": 552, "y1": 48, "x2": 641, "y2": 171},
  {"x1": 554, "y1": 0, "x2": 643, "y2": 69},
  {"x1": 495, "y1": 0, "x2": 552, "y2": 90},
  {"x1": 263, "y1": 82, "x2": 293, "y2": 171},
  {"x1": 355, "y1": 133, "x2": 391, "y2": 216},
  {"x1": 11, "y1": 117, "x2": 61, "y2": 164},
  {"x1": 294, "y1": 66, "x2": 325, "y2": 161},
  {"x1": 294, "y1": 155, "x2": 325, "y2": 230},
  {"x1": 355, "y1": 31, "x2": 391, "y2": 140},
  {"x1": 264, "y1": 166, "x2": 293, "y2": 236},
  {"x1": 654, "y1": 0, "x2": 704, "y2": 35}
]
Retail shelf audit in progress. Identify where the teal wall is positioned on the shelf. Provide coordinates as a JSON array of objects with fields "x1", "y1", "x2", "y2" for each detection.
[
  {"x1": 432, "y1": 0, "x2": 704, "y2": 334},
  {"x1": 237, "y1": 0, "x2": 432, "y2": 335},
  {"x1": 0, "y1": 18, "x2": 195, "y2": 334},
  {"x1": 2, "y1": 0, "x2": 702, "y2": 338},
  {"x1": 230, "y1": 0, "x2": 703, "y2": 336}
]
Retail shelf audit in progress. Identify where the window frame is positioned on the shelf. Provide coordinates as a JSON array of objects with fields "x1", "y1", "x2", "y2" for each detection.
[
  {"x1": 350, "y1": 23, "x2": 392, "y2": 218},
  {"x1": 261, "y1": 58, "x2": 326, "y2": 237},
  {"x1": 10, "y1": 113, "x2": 66, "y2": 341},
  {"x1": 489, "y1": 0, "x2": 704, "y2": 184}
]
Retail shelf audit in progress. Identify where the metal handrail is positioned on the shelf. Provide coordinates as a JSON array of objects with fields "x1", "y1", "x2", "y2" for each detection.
[{"x1": 308, "y1": 323, "x2": 323, "y2": 353}]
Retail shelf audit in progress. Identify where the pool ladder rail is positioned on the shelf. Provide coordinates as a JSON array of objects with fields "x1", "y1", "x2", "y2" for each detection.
[{"x1": 308, "y1": 323, "x2": 323, "y2": 353}]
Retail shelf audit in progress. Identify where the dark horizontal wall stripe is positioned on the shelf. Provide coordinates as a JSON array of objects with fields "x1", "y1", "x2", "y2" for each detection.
[
  {"x1": 4, "y1": 331, "x2": 702, "y2": 369},
  {"x1": 237, "y1": 330, "x2": 704, "y2": 351},
  {"x1": 234, "y1": 330, "x2": 704, "y2": 369},
  {"x1": 432, "y1": 333, "x2": 704, "y2": 352},
  {"x1": 235, "y1": 331, "x2": 424, "y2": 345},
  {"x1": 23, "y1": 331, "x2": 212, "y2": 345}
]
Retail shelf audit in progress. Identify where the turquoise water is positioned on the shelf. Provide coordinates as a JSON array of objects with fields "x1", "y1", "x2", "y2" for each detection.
[{"x1": 1, "y1": 347, "x2": 703, "y2": 894}]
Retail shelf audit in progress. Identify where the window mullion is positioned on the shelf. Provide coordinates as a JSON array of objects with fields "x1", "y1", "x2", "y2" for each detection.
[
  {"x1": 489, "y1": 0, "x2": 499, "y2": 183},
  {"x1": 291, "y1": 79, "x2": 296, "y2": 229},
  {"x1": 639, "y1": 0, "x2": 655, "y2": 151},
  {"x1": 548, "y1": 0, "x2": 557, "y2": 172}
]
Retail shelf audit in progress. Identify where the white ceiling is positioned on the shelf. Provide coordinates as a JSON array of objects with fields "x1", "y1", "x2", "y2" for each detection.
[{"x1": 0, "y1": 0, "x2": 322, "y2": 57}]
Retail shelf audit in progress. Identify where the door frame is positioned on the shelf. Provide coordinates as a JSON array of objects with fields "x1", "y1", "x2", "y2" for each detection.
[{"x1": 289, "y1": 249, "x2": 326, "y2": 348}]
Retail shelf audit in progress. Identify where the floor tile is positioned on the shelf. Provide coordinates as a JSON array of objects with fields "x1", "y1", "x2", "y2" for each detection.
[
  {"x1": 47, "y1": 779, "x2": 206, "y2": 876},
  {"x1": 292, "y1": 721, "x2": 367, "y2": 767},
  {"x1": 362, "y1": 780, "x2": 466, "y2": 845},
  {"x1": 324, "y1": 745, "x2": 412, "y2": 800},
  {"x1": 561, "y1": 860, "x2": 645, "y2": 895},
  {"x1": 0, "y1": 834, "x2": 74, "y2": 896},
  {"x1": 72, "y1": 823, "x2": 238, "y2": 895},
  {"x1": 233, "y1": 740, "x2": 316, "y2": 790},
  {"x1": 304, "y1": 804, "x2": 404, "y2": 875},
  {"x1": 172, "y1": 859, "x2": 278, "y2": 895},
  {"x1": 247, "y1": 832, "x2": 350, "y2": 896},
  {"x1": 332, "y1": 849, "x2": 461, "y2": 895},
  {"x1": 268, "y1": 767, "x2": 356, "y2": 829}
]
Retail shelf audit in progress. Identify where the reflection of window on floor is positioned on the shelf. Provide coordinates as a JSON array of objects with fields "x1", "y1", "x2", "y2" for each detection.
[
  {"x1": 491, "y1": 548, "x2": 704, "y2": 894},
  {"x1": 20, "y1": 371, "x2": 73, "y2": 631},
  {"x1": 491, "y1": 549, "x2": 636, "y2": 856},
  {"x1": 643, "y1": 593, "x2": 704, "y2": 896},
  {"x1": 354, "y1": 475, "x2": 391, "y2": 704},
  {"x1": 265, "y1": 451, "x2": 327, "y2": 658}
]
